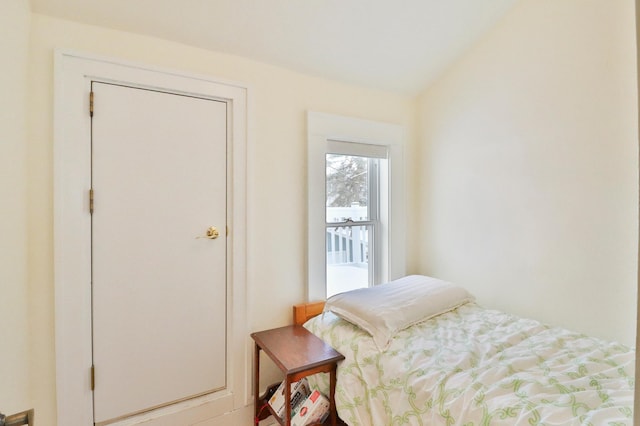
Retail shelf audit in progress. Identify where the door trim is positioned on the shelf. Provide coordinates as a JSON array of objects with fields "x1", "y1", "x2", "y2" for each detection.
[{"x1": 53, "y1": 49, "x2": 248, "y2": 425}]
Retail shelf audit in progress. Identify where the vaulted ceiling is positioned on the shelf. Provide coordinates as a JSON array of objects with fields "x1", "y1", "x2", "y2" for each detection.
[{"x1": 30, "y1": 0, "x2": 521, "y2": 94}]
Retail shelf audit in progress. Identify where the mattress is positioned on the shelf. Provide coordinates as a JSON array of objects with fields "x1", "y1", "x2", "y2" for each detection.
[{"x1": 304, "y1": 303, "x2": 634, "y2": 425}]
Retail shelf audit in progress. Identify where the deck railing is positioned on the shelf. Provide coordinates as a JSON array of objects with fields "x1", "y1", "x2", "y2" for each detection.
[{"x1": 326, "y1": 224, "x2": 369, "y2": 265}]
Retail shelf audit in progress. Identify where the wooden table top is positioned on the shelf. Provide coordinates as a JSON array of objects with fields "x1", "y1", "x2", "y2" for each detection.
[{"x1": 251, "y1": 325, "x2": 344, "y2": 375}]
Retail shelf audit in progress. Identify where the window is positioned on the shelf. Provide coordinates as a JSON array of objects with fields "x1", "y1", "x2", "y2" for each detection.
[
  {"x1": 325, "y1": 142, "x2": 387, "y2": 296},
  {"x1": 308, "y1": 112, "x2": 405, "y2": 300}
]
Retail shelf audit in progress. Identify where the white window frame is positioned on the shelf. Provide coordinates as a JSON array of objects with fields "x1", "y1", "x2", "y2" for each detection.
[
  {"x1": 325, "y1": 142, "x2": 386, "y2": 291},
  {"x1": 307, "y1": 111, "x2": 406, "y2": 301}
]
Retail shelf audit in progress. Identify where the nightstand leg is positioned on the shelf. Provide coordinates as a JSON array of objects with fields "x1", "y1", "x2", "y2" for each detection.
[
  {"x1": 254, "y1": 343, "x2": 261, "y2": 424},
  {"x1": 330, "y1": 366, "x2": 337, "y2": 425},
  {"x1": 284, "y1": 376, "x2": 291, "y2": 426}
]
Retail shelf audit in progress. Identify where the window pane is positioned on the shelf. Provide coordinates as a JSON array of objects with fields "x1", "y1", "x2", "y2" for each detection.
[
  {"x1": 326, "y1": 225, "x2": 369, "y2": 297},
  {"x1": 326, "y1": 154, "x2": 369, "y2": 222}
]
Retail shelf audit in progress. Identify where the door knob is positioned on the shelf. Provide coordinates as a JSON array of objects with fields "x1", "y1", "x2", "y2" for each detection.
[{"x1": 197, "y1": 226, "x2": 220, "y2": 240}]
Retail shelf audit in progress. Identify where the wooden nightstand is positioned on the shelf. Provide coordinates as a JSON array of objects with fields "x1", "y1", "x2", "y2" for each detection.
[{"x1": 251, "y1": 325, "x2": 345, "y2": 426}]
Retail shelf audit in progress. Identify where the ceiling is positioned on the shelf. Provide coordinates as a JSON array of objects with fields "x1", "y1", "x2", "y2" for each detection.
[{"x1": 30, "y1": 0, "x2": 521, "y2": 94}]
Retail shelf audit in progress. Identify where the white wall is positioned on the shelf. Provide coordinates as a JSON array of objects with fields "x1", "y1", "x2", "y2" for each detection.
[
  {"x1": 0, "y1": 0, "x2": 31, "y2": 417},
  {"x1": 635, "y1": 3, "x2": 640, "y2": 423},
  {"x1": 25, "y1": 14, "x2": 417, "y2": 423},
  {"x1": 417, "y1": 0, "x2": 638, "y2": 345}
]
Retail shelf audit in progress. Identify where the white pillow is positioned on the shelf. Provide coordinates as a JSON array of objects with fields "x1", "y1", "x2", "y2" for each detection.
[{"x1": 324, "y1": 275, "x2": 474, "y2": 351}]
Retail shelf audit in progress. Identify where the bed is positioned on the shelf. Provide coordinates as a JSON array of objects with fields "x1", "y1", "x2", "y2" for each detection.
[{"x1": 293, "y1": 275, "x2": 635, "y2": 425}]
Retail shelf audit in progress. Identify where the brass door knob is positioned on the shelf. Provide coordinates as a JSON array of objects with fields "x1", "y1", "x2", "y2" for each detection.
[{"x1": 197, "y1": 226, "x2": 220, "y2": 240}]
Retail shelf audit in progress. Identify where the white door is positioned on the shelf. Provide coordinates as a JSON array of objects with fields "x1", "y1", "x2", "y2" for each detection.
[{"x1": 91, "y1": 82, "x2": 228, "y2": 424}]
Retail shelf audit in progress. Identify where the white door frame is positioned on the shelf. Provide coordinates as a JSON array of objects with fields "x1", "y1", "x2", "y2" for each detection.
[{"x1": 53, "y1": 49, "x2": 248, "y2": 425}]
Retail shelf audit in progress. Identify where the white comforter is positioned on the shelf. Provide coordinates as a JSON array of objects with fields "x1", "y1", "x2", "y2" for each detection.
[{"x1": 304, "y1": 303, "x2": 634, "y2": 425}]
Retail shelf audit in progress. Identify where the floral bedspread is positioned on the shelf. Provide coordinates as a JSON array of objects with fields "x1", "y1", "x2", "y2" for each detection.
[{"x1": 304, "y1": 303, "x2": 634, "y2": 425}]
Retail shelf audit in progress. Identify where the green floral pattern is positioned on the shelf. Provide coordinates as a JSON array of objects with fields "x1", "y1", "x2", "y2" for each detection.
[{"x1": 304, "y1": 303, "x2": 634, "y2": 425}]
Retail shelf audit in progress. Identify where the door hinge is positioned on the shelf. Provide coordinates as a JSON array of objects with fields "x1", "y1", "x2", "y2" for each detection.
[
  {"x1": 91, "y1": 365, "x2": 95, "y2": 390},
  {"x1": 89, "y1": 188, "x2": 94, "y2": 214},
  {"x1": 89, "y1": 91, "x2": 94, "y2": 117}
]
